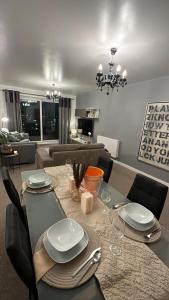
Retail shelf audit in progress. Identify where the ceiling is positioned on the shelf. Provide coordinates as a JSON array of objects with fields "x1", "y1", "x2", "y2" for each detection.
[{"x1": 1, "y1": 0, "x2": 169, "y2": 95}]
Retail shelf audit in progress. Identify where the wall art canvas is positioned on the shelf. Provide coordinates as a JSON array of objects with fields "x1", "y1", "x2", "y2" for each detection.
[{"x1": 138, "y1": 102, "x2": 169, "y2": 171}]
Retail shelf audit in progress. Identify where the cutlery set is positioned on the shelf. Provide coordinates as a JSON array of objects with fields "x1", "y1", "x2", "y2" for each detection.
[
  {"x1": 72, "y1": 247, "x2": 101, "y2": 277},
  {"x1": 75, "y1": 251, "x2": 101, "y2": 284},
  {"x1": 144, "y1": 227, "x2": 161, "y2": 239}
]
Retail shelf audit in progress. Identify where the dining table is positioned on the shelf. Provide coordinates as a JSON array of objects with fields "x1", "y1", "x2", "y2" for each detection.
[{"x1": 22, "y1": 167, "x2": 169, "y2": 300}]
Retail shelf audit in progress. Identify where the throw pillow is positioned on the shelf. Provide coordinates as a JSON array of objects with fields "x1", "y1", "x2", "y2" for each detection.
[
  {"x1": 19, "y1": 132, "x2": 29, "y2": 140},
  {"x1": 8, "y1": 134, "x2": 20, "y2": 142}
]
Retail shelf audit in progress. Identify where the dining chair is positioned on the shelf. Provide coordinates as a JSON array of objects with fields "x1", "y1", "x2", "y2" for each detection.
[
  {"x1": 1, "y1": 166, "x2": 27, "y2": 227},
  {"x1": 5, "y1": 203, "x2": 38, "y2": 300},
  {"x1": 96, "y1": 156, "x2": 113, "y2": 183},
  {"x1": 127, "y1": 173, "x2": 168, "y2": 220}
]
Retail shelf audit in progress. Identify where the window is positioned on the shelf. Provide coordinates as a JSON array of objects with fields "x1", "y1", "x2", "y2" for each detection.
[
  {"x1": 20, "y1": 99, "x2": 59, "y2": 141},
  {"x1": 21, "y1": 101, "x2": 41, "y2": 141},
  {"x1": 42, "y1": 102, "x2": 59, "y2": 140}
]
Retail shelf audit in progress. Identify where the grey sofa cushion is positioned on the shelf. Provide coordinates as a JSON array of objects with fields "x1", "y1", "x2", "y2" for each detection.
[
  {"x1": 78, "y1": 143, "x2": 104, "y2": 150},
  {"x1": 18, "y1": 139, "x2": 30, "y2": 143},
  {"x1": 49, "y1": 144, "x2": 80, "y2": 157},
  {"x1": 37, "y1": 148, "x2": 54, "y2": 168},
  {"x1": 19, "y1": 132, "x2": 29, "y2": 140},
  {"x1": 8, "y1": 132, "x2": 30, "y2": 142},
  {"x1": 52, "y1": 148, "x2": 110, "y2": 166},
  {"x1": 8, "y1": 134, "x2": 20, "y2": 142}
]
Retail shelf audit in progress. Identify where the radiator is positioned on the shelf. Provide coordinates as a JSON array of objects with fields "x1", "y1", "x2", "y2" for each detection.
[{"x1": 97, "y1": 135, "x2": 120, "y2": 158}]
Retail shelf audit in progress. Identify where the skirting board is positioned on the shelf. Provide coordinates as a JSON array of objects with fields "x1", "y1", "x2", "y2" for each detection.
[{"x1": 114, "y1": 160, "x2": 169, "y2": 187}]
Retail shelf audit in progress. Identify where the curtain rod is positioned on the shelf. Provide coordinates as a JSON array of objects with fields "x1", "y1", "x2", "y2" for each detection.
[
  {"x1": 20, "y1": 92, "x2": 46, "y2": 97},
  {"x1": 1, "y1": 89, "x2": 73, "y2": 99},
  {"x1": 1, "y1": 89, "x2": 45, "y2": 97}
]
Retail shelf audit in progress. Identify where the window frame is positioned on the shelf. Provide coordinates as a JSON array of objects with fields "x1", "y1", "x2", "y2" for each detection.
[{"x1": 20, "y1": 96, "x2": 59, "y2": 143}]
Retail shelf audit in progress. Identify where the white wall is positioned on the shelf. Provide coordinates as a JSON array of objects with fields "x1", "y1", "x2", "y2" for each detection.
[{"x1": 77, "y1": 75, "x2": 169, "y2": 182}]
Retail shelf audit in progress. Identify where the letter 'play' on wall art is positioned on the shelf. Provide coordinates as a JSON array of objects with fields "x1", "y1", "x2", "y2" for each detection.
[{"x1": 138, "y1": 102, "x2": 169, "y2": 172}]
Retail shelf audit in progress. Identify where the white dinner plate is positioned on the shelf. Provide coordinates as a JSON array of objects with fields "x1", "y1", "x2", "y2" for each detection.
[
  {"x1": 43, "y1": 230, "x2": 89, "y2": 263},
  {"x1": 46, "y1": 218, "x2": 84, "y2": 252},
  {"x1": 118, "y1": 203, "x2": 155, "y2": 231},
  {"x1": 29, "y1": 173, "x2": 49, "y2": 186}
]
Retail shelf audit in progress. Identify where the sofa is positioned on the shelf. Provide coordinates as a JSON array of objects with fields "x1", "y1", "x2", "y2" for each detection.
[
  {"x1": 0, "y1": 131, "x2": 37, "y2": 164},
  {"x1": 10, "y1": 142, "x2": 37, "y2": 164},
  {"x1": 36, "y1": 143, "x2": 110, "y2": 169}
]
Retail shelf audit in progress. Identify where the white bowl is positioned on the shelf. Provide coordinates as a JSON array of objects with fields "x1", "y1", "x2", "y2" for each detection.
[
  {"x1": 123, "y1": 203, "x2": 154, "y2": 225},
  {"x1": 46, "y1": 218, "x2": 84, "y2": 252},
  {"x1": 43, "y1": 230, "x2": 89, "y2": 263},
  {"x1": 29, "y1": 174, "x2": 49, "y2": 186},
  {"x1": 118, "y1": 203, "x2": 155, "y2": 231}
]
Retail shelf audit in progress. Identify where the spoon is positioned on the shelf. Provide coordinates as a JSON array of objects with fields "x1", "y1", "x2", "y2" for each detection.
[{"x1": 76, "y1": 251, "x2": 101, "y2": 285}]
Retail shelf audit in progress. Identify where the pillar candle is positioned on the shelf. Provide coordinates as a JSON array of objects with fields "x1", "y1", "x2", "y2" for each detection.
[
  {"x1": 81, "y1": 192, "x2": 94, "y2": 214},
  {"x1": 69, "y1": 176, "x2": 75, "y2": 193}
]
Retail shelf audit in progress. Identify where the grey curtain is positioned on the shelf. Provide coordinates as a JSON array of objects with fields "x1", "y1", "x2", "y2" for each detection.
[
  {"x1": 4, "y1": 90, "x2": 22, "y2": 132},
  {"x1": 59, "y1": 98, "x2": 71, "y2": 144}
]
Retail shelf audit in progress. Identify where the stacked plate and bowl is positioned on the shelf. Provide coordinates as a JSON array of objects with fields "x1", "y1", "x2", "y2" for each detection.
[
  {"x1": 27, "y1": 173, "x2": 52, "y2": 189},
  {"x1": 118, "y1": 203, "x2": 155, "y2": 231},
  {"x1": 43, "y1": 218, "x2": 89, "y2": 263}
]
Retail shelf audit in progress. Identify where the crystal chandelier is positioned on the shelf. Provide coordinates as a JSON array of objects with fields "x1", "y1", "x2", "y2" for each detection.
[
  {"x1": 46, "y1": 83, "x2": 61, "y2": 100},
  {"x1": 96, "y1": 48, "x2": 127, "y2": 95}
]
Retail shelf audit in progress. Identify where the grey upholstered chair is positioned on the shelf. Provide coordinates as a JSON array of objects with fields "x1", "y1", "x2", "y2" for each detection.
[
  {"x1": 2, "y1": 166, "x2": 27, "y2": 227},
  {"x1": 127, "y1": 174, "x2": 168, "y2": 220},
  {"x1": 5, "y1": 204, "x2": 38, "y2": 300},
  {"x1": 96, "y1": 156, "x2": 113, "y2": 183}
]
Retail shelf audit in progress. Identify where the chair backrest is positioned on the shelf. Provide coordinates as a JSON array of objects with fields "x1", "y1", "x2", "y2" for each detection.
[
  {"x1": 5, "y1": 204, "x2": 38, "y2": 299},
  {"x1": 2, "y1": 166, "x2": 26, "y2": 226},
  {"x1": 96, "y1": 156, "x2": 113, "y2": 183},
  {"x1": 127, "y1": 174, "x2": 168, "y2": 220}
]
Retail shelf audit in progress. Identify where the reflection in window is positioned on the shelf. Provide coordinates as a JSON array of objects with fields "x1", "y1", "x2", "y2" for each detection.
[
  {"x1": 21, "y1": 101, "x2": 40, "y2": 141},
  {"x1": 42, "y1": 102, "x2": 59, "y2": 140}
]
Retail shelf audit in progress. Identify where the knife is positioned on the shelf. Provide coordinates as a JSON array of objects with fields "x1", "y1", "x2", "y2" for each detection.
[{"x1": 72, "y1": 247, "x2": 101, "y2": 277}]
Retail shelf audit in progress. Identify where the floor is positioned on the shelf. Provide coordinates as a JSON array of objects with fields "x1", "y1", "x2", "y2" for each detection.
[{"x1": 0, "y1": 162, "x2": 169, "y2": 300}]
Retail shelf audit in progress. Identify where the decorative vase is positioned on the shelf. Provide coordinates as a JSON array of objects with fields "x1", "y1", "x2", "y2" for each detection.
[
  {"x1": 84, "y1": 166, "x2": 104, "y2": 199},
  {"x1": 71, "y1": 187, "x2": 81, "y2": 202}
]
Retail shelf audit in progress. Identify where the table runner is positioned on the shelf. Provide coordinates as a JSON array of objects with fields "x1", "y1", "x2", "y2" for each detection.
[{"x1": 44, "y1": 166, "x2": 169, "y2": 300}]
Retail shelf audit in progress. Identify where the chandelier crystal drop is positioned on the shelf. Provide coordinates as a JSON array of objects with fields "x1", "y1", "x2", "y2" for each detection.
[{"x1": 96, "y1": 48, "x2": 127, "y2": 95}]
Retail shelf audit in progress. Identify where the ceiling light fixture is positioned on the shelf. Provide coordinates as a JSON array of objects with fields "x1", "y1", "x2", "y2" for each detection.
[
  {"x1": 96, "y1": 47, "x2": 127, "y2": 95},
  {"x1": 46, "y1": 83, "x2": 61, "y2": 100}
]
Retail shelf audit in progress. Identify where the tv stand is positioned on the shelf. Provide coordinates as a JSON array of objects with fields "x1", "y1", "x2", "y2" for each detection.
[{"x1": 70, "y1": 137, "x2": 92, "y2": 144}]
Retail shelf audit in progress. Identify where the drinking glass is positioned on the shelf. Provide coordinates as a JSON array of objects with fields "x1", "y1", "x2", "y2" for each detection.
[
  {"x1": 100, "y1": 188, "x2": 112, "y2": 215},
  {"x1": 109, "y1": 217, "x2": 125, "y2": 256},
  {"x1": 65, "y1": 159, "x2": 72, "y2": 176}
]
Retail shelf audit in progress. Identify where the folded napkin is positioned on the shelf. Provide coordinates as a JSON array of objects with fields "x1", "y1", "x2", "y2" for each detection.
[{"x1": 33, "y1": 246, "x2": 55, "y2": 282}]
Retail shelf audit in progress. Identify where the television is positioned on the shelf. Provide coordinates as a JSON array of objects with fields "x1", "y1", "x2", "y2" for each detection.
[{"x1": 77, "y1": 118, "x2": 94, "y2": 136}]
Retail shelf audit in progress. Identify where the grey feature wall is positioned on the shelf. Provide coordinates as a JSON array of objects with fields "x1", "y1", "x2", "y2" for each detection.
[{"x1": 76, "y1": 76, "x2": 169, "y2": 182}]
